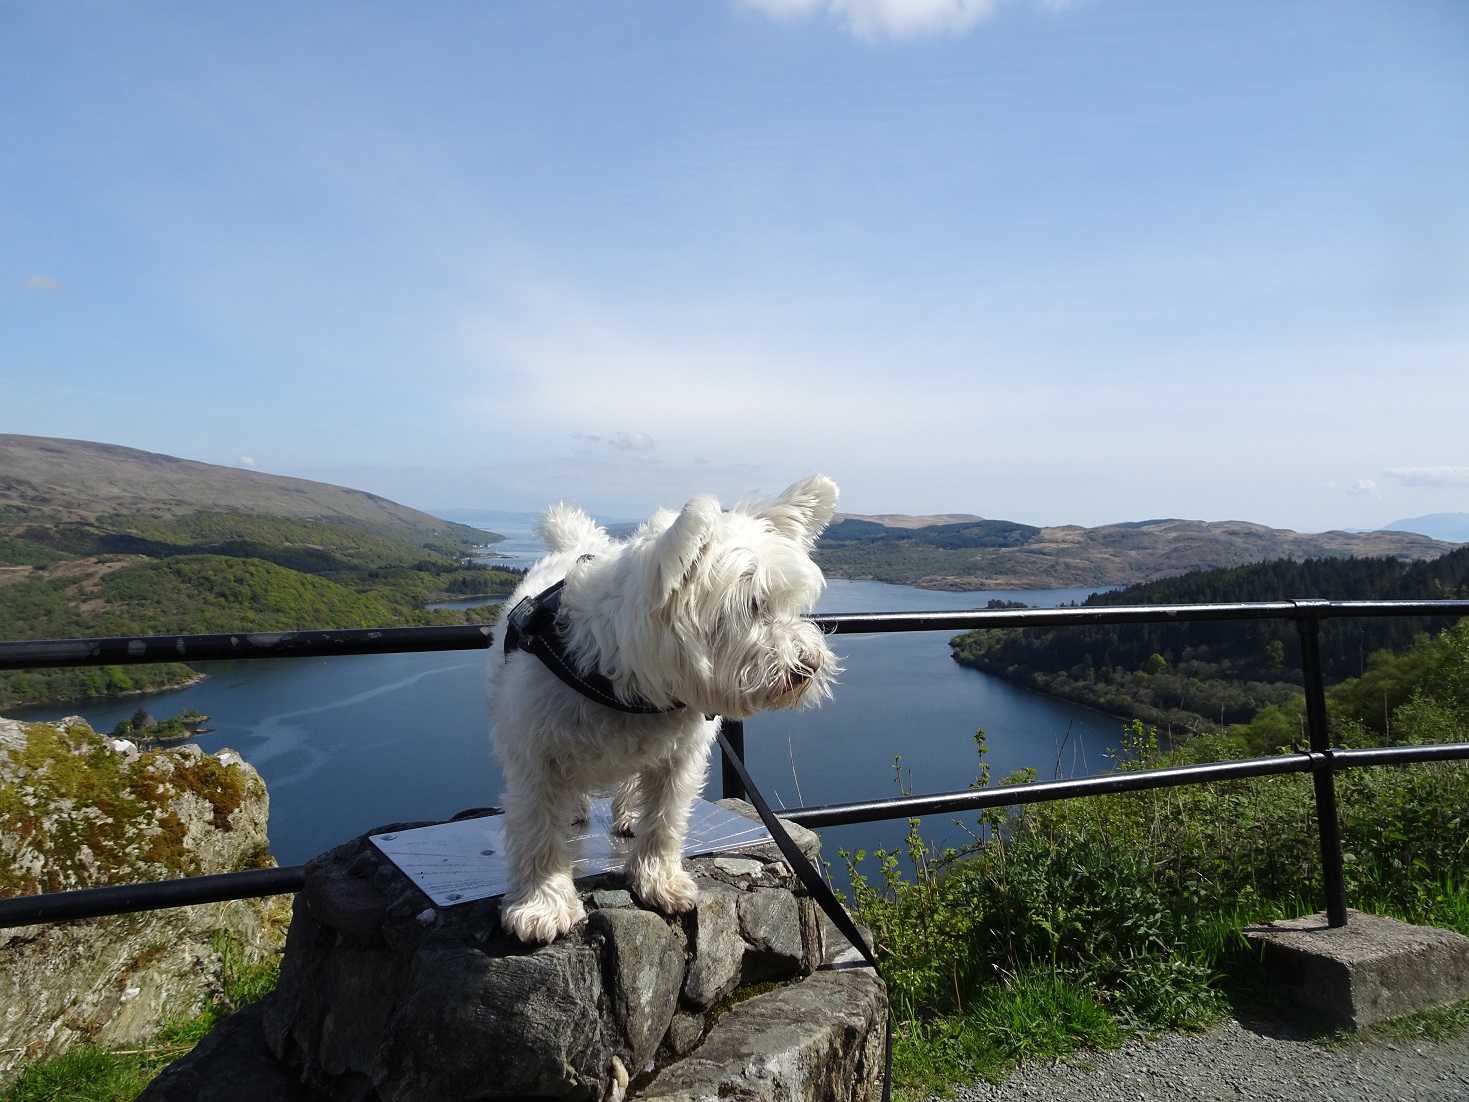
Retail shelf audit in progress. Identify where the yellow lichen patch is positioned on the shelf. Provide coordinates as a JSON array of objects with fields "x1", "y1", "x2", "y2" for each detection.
[{"x1": 0, "y1": 717, "x2": 266, "y2": 898}]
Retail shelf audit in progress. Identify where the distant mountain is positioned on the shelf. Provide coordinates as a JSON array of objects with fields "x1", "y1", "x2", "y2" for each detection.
[
  {"x1": 835, "y1": 511, "x2": 984, "y2": 529},
  {"x1": 817, "y1": 514, "x2": 1458, "y2": 590},
  {"x1": 0, "y1": 435, "x2": 492, "y2": 547},
  {"x1": 1382, "y1": 513, "x2": 1469, "y2": 544}
]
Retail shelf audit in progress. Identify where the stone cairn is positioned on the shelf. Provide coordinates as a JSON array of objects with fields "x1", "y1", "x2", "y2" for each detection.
[{"x1": 141, "y1": 801, "x2": 887, "y2": 1102}]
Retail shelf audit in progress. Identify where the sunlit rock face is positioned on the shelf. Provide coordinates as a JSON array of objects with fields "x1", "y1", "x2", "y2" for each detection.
[{"x1": 0, "y1": 715, "x2": 287, "y2": 1087}]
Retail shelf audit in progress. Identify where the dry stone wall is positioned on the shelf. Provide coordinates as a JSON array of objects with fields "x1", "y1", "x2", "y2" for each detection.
[{"x1": 142, "y1": 801, "x2": 887, "y2": 1102}]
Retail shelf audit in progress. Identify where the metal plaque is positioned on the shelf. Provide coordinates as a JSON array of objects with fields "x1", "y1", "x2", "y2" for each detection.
[{"x1": 369, "y1": 798, "x2": 774, "y2": 909}]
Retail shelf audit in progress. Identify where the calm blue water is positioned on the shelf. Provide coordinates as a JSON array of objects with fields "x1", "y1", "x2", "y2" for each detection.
[{"x1": 12, "y1": 521, "x2": 1128, "y2": 889}]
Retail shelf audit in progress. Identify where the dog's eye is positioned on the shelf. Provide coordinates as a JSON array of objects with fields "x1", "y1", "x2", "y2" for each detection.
[{"x1": 748, "y1": 596, "x2": 761, "y2": 618}]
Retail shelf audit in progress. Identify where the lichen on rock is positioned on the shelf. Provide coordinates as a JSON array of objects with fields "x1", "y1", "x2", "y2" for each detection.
[{"x1": 0, "y1": 714, "x2": 287, "y2": 1087}]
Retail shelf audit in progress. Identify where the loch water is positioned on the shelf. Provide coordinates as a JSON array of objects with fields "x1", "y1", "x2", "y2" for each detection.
[{"x1": 12, "y1": 531, "x2": 1128, "y2": 886}]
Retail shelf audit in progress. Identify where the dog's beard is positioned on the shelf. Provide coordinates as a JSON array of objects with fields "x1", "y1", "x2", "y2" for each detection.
[{"x1": 707, "y1": 626, "x2": 839, "y2": 717}]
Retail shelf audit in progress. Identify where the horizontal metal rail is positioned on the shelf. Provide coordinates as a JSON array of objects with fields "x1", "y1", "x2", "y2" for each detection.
[
  {"x1": 3, "y1": 740, "x2": 1466, "y2": 929},
  {"x1": 2, "y1": 598, "x2": 1466, "y2": 930},
  {"x1": 2, "y1": 600, "x2": 1465, "y2": 671},
  {"x1": 0, "y1": 624, "x2": 495, "y2": 670},
  {"x1": 814, "y1": 598, "x2": 1469, "y2": 635},
  {"x1": 781, "y1": 741, "x2": 1469, "y2": 827},
  {"x1": 0, "y1": 866, "x2": 307, "y2": 927}
]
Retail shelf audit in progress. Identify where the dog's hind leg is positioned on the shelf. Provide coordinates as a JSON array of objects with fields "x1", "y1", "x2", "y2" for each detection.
[
  {"x1": 499, "y1": 765, "x2": 587, "y2": 943},
  {"x1": 624, "y1": 747, "x2": 705, "y2": 915}
]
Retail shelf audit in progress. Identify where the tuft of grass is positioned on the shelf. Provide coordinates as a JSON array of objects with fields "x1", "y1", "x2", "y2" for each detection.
[
  {"x1": 1, "y1": 1046, "x2": 169, "y2": 1102},
  {"x1": 1, "y1": 933, "x2": 280, "y2": 1102},
  {"x1": 1364, "y1": 999, "x2": 1469, "y2": 1045},
  {"x1": 892, "y1": 968, "x2": 1123, "y2": 1097}
]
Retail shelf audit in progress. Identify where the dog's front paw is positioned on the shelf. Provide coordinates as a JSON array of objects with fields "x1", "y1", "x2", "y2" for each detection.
[
  {"x1": 629, "y1": 860, "x2": 699, "y2": 915},
  {"x1": 502, "y1": 882, "x2": 586, "y2": 944}
]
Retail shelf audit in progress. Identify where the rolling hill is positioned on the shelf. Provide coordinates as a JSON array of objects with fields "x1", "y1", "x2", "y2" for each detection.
[
  {"x1": 0, "y1": 434, "x2": 488, "y2": 546},
  {"x1": 819, "y1": 513, "x2": 1459, "y2": 590},
  {"x1": 0, "y1": 436, "x2": 516, "y2": 708}
]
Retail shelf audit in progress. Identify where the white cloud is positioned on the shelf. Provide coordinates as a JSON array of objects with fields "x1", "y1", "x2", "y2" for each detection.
[
  {"x1": 739, "y1": 0, "x2": 1007, "y2": 40},
  {"x1": 1348, "y1": 478, "x2": 1377, "y2": 496},
  {"x1": 18, "y1": 274, "x2": 68, "y2": 294},
  {"x1": 610, "y1": 431, "x2": 655, "y2": 453},
  {"x1": 1385, "y1": 466, "x2": 1469, "y2": 488},
  {"x1": 238, "y1": 455, "x2": 256, "y2": 467}
]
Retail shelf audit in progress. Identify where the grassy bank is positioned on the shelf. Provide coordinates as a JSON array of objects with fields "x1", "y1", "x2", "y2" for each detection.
[
  {"x1": 846, "y1": 623, "x2": 1469, "y2": 1096},
  {"x1": 0, "y1": 933, "x2": 278, "y2": 1102}
]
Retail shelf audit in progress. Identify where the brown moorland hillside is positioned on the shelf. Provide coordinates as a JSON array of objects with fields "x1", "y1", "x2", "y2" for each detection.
[
  {"x1": 822, "y1": 513, "x2": 1460, "y2": 590},
  {"x1": 0, "y1": 434, "x2": 483, "y2": 546}
]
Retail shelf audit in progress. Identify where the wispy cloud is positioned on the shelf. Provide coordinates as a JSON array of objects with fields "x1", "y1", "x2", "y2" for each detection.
[
  {"x1": 609, "y1": 431, "x2": 655, "y2": 453},
  {"x1": 1386, "y1": 466, "x2": 1469, "y2": 488},
  {"x1": 17, "y1": 274, "x2": 68, "y2": 294},
  {"x1": 738, "y1": 0, "x2": 1047, "y2": 40},
  {"x1": 1348, "y1": 478, "x2": 1377, "y2": 496},
  {"x1": 238, "y1": 456, "x2": 257, "y2": 467}
]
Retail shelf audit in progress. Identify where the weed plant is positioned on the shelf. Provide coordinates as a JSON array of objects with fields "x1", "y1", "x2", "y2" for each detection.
[{"x1": 844, "y1": 682, "x2": 1469, "y2": 1096}]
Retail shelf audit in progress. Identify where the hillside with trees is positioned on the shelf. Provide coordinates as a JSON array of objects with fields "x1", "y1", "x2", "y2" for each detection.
[
  {"x1": 949, "y1": 548, "x2": 1469, "y2": 737},
  {"x1": 0, "y1": 437, "x2": 519, "y2": 708},
  {"x1": 818, "y1": 513, "x2": 1458, "y2": 590}
]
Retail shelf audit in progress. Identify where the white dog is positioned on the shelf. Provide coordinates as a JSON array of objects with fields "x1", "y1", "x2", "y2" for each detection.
[{"x1": 488, "y1": 475, "x2": 839, "y2": 943}]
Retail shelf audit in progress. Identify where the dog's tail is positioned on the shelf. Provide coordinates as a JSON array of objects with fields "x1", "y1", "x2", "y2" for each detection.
[{"x1": 536, "y1": 501, "x2": 608, "y2": 553}]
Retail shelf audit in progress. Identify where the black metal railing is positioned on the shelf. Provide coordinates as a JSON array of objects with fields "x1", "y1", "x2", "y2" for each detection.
[{"x1": 2, "y1": 598, "x2": 1467, "y2": 931}]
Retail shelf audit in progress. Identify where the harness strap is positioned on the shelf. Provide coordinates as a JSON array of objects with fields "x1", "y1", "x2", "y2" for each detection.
[
  {"x1": 503, "y1": 579, "x2": 680, "y2": 715},
  {"x1": 715, "y1": 725, "x2": 893, "y2": 1102}
]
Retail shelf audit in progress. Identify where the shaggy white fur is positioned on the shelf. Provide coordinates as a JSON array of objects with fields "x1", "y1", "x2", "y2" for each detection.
[{"x1": 487, "y1": 474, "x2": 840, "y2": 943}]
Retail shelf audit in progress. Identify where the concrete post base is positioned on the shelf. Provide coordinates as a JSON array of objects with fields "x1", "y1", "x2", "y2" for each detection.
[{"x1": 1243, "y1": 909, "x2": 1469, "y2": 1030}]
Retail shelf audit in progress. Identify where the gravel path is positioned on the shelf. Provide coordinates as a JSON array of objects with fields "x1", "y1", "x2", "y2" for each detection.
[{"x1": 953, "y1": 1018, "x2": 1469, "y2": 1102}]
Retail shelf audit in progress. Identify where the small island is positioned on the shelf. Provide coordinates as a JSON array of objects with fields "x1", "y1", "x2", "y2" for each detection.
[{"x1": 110, "y1": 707, "x2": 211, "y2": 745}]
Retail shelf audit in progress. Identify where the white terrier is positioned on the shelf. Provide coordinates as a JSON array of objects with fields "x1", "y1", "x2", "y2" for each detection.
[{"x1": 488, "y1": 475, "x2": 839, "y2": 943}]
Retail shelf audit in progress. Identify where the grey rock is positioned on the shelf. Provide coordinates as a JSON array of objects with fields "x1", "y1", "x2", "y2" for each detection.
[
  {"x1": 663, "y1": 1010, "x2": 706, "y2": 1058},
  {"x1": 0, "y1": 716, "x2": 287, "y2": 1089},
  {"x1": 304, "y1": 860, "x2": 389, "y2": 946},
  {"x1": 640, "y1": 967, "x2": 889, "y2": 1102},
  {"x1": 164, "y1": 805, "x2": 884, "y2": 1102},
  {"x1": 591, "y1": 908, "x2": 685, "y2": 1072},
  {"x1": 375, "y1": 932, "x2": 612, "y2": 1102},
  {"x1": 712, "y1": 856, "x2": 765, "y2": 880},
  {"x1": 591, "y1": 889, "x2": 635, "y2": 909},
  {"x1": 137, "y1": 1003, "x2": 314, "y2": 1102},
  {"x1": 1244, "y1": 909, "x2": 1469, "y2": 1030},
  {"x1": 682, "y1": 885, "x2": 744, "y2": 1010},
  {"x1": 737, "y1": 888, "x2": 805, "y2": 984}
]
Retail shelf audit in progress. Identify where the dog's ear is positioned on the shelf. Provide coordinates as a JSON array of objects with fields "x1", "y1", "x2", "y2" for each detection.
[
  {"x1": 759, "y1": 474, "x2": 839, "y2": 549},
  {"x1": 651, "y1": 493, "x2": 721, "y2": 598}
]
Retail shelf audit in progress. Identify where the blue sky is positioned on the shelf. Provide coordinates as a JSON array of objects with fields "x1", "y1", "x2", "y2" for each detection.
[{"x1": 3, "y1": 0, "x2": 1467, "y2": 530}]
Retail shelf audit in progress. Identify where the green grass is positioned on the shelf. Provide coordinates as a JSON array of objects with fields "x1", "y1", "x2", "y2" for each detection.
[
  {"x1": 845, "y1": 691, "x2": 1469, "y2": 1098},
  {"x1": 892, "y1": 968, "x2": 1123, "y2": 1094},
  {"x1": 0, "y1": 933, "x2": 279, "y2": 1102}
]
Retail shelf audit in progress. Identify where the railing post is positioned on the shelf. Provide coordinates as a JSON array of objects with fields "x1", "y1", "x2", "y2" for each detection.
[
  {"x1": 1295, "y1": 603, "x2": 1349, "y2": 928},
  {"x1": 721, "y1": 718, "x2": 746, "y2": 802}
]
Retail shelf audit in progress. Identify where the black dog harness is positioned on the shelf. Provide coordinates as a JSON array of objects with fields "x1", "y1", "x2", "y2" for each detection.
[{"x1": 502, "y1": 577, "x2": 681, "y2": 715}]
